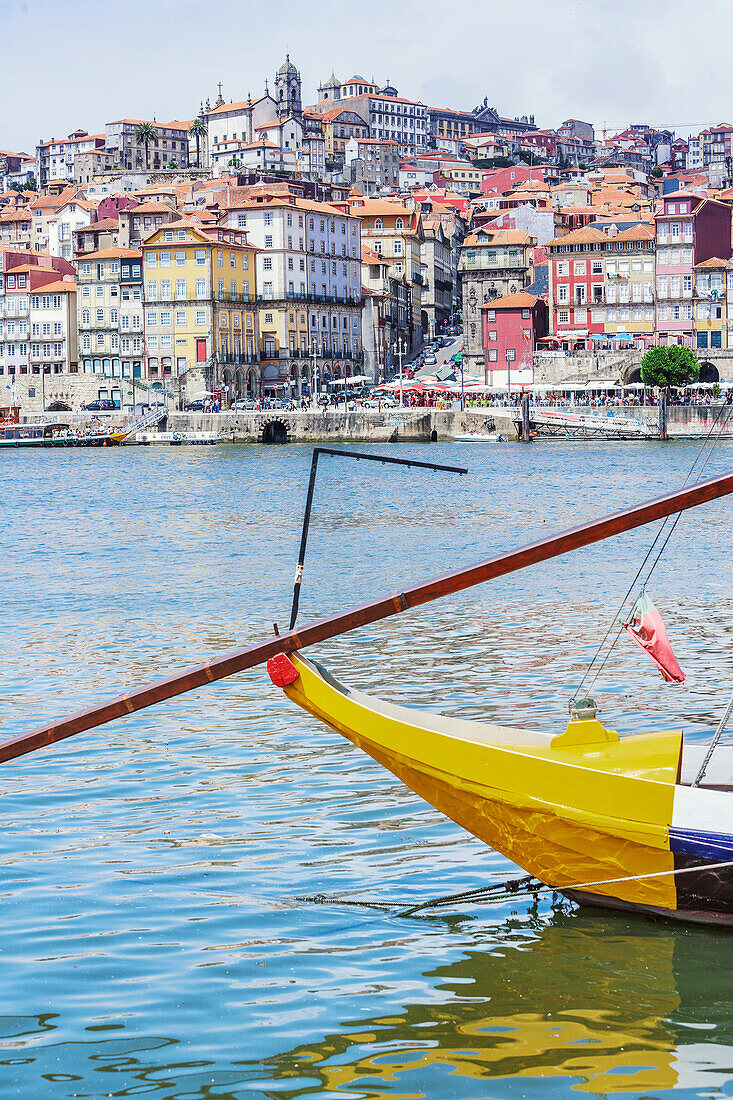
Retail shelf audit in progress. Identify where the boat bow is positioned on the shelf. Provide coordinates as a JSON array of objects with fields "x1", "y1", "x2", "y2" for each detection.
[{"x1": 269, "y1": 653, "x2": 683, "y2": 911}]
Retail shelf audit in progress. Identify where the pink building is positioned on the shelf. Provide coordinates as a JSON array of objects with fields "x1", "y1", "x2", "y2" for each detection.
[
  {"x1": 480, "y1": 165, "x2": 546, "y2": 197},
  {"x1": 97, "y1": 194, "x2": 138, "y2": 220},
  {"x1": 655, "y1": 191, "x2": 732, "y2": 345},
  {"x1": 481, "y1": 291, "x2": 547, "y2": 384}
]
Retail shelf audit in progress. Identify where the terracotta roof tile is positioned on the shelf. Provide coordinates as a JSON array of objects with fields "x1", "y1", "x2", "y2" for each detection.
[
  {"x1": 481, "y1": 291, "x2": 539, "y2": 309},
  {"x1": 79, "y1": 247, "x2": 142, "y2": 260}
]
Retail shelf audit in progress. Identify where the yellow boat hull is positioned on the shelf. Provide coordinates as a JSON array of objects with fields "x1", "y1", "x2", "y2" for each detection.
[{"x1": 269, "y1": 654, "x2": 733, "y2": 923}]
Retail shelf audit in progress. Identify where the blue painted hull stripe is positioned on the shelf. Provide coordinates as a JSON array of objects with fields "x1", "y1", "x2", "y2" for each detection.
[{"x1": 669, "y1": 827, "x2": 733, "y2": 862}]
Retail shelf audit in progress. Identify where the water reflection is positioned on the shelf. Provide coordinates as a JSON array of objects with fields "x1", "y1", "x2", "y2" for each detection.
[
  {"x1": 264, "y1": 909, "x2": 733, "y2": 1099},
  {"x1": 3, "y1": 910, "x2": 732, "y2": 1099}
]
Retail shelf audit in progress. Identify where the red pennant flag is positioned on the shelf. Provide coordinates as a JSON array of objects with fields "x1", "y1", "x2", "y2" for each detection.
[{"x1": 623, "y1": 590, "x2": 685, "y2": 684}]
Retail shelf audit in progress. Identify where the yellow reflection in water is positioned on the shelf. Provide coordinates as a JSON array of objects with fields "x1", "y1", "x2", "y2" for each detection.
[{"x1": 264, "y1": 911, "x2": 708, "y2": 1097}]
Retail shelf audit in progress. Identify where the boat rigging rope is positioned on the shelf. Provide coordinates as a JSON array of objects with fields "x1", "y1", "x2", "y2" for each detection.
[
  {"x1": 573, "y1": 395, "x2": 733, "y2": 701},
  {"x1": 693, "y1": 687, "x2": 733, "y2": 786},
  {"x1": 300, "y1": 858, "x2": 733, "y2": 917}
]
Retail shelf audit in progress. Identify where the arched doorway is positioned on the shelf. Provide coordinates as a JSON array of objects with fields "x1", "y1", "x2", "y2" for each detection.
[
  {"x1": 247, "y1": 369, "x2": 258, "y2": 396},
  {"x1": 222, "y1": 367, "x2": 233, "y2": 406},
  {"x1": 262, "y1": 419, "x2": 288, "y2": 444},
  {"x1": 699, "y1": 360, "x2": 720, "y2": 382}
]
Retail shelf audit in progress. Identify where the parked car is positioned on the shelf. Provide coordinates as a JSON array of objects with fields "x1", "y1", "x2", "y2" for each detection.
[
  {"x1": 83, "y1": 399, "x2": 117, "y2": 412},
  {"x1": 232, "y1": 397, "x2": 257, "y2": 411},
  {"x1": 268, "y1": 398, "x2": 291, "y2": 410},
  {"x1": 184, "y1": 399, "x2": 207, "y2": 411},
  {"x1": 423, "y1": 353, "x2": 438, "y2": 366}
]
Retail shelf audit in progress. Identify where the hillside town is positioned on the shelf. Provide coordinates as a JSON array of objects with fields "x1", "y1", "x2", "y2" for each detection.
[{"x1": 1, "y1": 56, "x2": 733, "y2": 411}]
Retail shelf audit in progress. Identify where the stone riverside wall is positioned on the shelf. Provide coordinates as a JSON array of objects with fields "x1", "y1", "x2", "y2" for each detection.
[
  {"x1": 176, "y1": 408, "x2": 507, "y2": 443},
  {"x1": 20, "y1": 405, "x2": 732, "y2": 441}
]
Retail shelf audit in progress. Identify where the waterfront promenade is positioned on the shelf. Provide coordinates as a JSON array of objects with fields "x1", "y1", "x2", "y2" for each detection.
[{"x1": 30, "y1": 402, "x2": 733, "y2": 443}]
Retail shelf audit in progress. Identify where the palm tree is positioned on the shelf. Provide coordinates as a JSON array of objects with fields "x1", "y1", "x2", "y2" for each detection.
[
  {"x1": 189, "y1": 116, "x2": 207, "y2": 168},
  {"x1": 134, "y1": 122, "x2": 158, "y2": 170}
]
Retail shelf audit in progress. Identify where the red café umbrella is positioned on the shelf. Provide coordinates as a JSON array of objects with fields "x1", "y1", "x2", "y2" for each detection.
[{"x1": 375, "y1": 379, "x2": 427, "y2": 393}]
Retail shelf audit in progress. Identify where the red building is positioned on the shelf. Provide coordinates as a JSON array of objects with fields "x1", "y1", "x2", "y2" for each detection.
[
  {"x1": 97, "y1": 194, "x2": 138, "y2": 220},
  {"x1": 481, "y1": 291, "x2": 547, "y2": 383},
  {"x1": 515, "y1": 129, "x2": 558, "y2": 159},
  {"x1": 546, "y1": 225, "x2": 609, "y2": 342},
  {"x1": 480, "y1": 165, "x2": 547, "y2": 197}
]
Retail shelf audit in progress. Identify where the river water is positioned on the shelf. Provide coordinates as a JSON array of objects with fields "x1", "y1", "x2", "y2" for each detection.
[{"x1": 0, "y1": 438, "x2": 732, "y2": 1100}]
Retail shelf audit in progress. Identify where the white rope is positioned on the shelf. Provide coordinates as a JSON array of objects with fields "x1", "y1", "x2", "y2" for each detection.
[
  {"x1": 693, "y1": 688, "x2": 733, "y2": 787},
  {"x1": 541, "y1": 857, "x2": 733, "y2": 896}
]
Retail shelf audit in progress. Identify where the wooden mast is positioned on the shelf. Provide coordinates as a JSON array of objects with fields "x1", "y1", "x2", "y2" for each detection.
[{"x1": 1, "y1": 467, "x2": 732, "y2": 766}]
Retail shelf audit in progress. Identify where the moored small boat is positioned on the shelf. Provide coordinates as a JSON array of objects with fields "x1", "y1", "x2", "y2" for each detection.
[
  {"x1": 0, "y1": 423, "x2": 121, "y2": 447},
  {"x1": 455, "y1": 432, "x2": 507, "y2": 443},
  {"x1": 127, "y1": 430, "x2": 220, "y2": 445}
]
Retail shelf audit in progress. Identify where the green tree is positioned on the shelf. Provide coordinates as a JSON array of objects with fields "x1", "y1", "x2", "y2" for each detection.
[
  {"x1": 134, "y1": 122, "x2": 158, "y2": 170},
  {"x1": 189, "y1": 116, "x2": 207, "y2": 168},
  {"x1": 168, "y1": 159, "x2": 178, "y2": 169},
  {"x1": 651, "y1": 166, "x2": 663, "y2": 178},
  {"x1": 640, "y1": 345, "x2": 700, "y2": 389}
]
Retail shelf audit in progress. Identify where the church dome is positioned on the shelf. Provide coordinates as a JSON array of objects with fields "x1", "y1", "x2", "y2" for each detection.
[{"x1": 278, "y1": 53, "x2": 298, "y2": 76}]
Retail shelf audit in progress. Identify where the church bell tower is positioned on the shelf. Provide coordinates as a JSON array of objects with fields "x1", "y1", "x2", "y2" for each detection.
[{"x1": 275, "y1": 54, "x2": 302, "y2": 121}]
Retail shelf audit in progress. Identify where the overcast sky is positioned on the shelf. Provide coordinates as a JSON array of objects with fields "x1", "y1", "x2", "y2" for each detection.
[{"x1": 0, "y1": 0, "x2": 729, "y2": 153}]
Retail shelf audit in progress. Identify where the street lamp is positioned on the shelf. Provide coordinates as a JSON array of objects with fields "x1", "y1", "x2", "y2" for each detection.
[{"x1": 392, "y1": 336, "x2": 407, "y2": 407}]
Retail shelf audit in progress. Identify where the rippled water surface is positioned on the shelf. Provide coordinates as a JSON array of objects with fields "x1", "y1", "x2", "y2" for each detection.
[{"x1": 1, "y1": 439, "x2": 732, "y2": 1099}]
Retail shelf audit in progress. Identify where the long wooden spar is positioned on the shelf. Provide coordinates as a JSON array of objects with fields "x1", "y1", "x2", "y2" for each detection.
[{"x1": 1, "y1": 468, "x2": 732, "y2": 766}]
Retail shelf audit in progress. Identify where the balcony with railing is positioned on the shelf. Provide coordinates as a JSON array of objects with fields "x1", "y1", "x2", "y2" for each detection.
[
  {"x1": 218, "y1": 352, "x2": 260, "y2": 364},
  {"x1": 257, "y1": 289, "x2": 363, "y2": 307},
  {"x1": 259, "y1": 347, "x2": 364, "y2": 363}
]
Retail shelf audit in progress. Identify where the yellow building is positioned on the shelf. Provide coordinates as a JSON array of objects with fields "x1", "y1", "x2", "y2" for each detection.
[
  {"x1": 313, "y1": 107, "x2": 369, "y2": 165},
  {"x1": 437, "y1": 163, "x2": 484, "y2": 196},
  {"x1": 140, "y1": 220, "x2": 260, "y2": 402}
]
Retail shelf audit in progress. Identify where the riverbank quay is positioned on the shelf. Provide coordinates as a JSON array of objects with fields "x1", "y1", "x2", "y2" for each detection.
[{"x1": 19, "y1": 403, "x2": 733, "y2": 443}]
